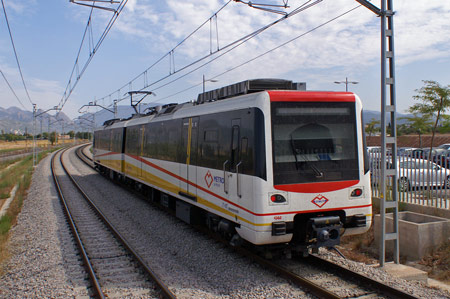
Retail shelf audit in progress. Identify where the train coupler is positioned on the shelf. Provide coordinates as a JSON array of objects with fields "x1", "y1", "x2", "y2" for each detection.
[{"x1": 308, "y1": 216, "x2": 342, "y2": 248}]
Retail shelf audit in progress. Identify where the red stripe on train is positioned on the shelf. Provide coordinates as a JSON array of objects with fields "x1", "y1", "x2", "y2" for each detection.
[
  {"x1": 126, "y1": 154, "x2": 369, "y2": 217},
  {"x1": 274, "y1": 180, "x2": 360, "y2": 193},
  {"x1": 268, "y1": 91, "x2": 356, "y2": 102}
]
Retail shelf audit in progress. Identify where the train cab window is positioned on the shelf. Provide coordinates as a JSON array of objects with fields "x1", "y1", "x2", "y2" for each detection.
[{"x1": 271, "y1": 102, "x2": 359, "y2": 185}]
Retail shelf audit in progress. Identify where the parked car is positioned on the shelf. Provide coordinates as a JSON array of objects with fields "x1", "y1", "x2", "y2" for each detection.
[
  {"x1": 371, "y1": 158, "x2": 450, "y2": 191},
  {"x1": 409, "y1": 148, "x2": 425, "y2": 159},
  {"x1": 433, "y1": 149, "x2": 450, "y2": 168},
  {"x1": 437, "y1": 143, "x2": 450, "y2": 150},
  {"x1": 394, "y1": 158, "x2": 450, "y2": 191},
  {"x1": 397, "y1": 147, "x2": 416, "y2": 156}
]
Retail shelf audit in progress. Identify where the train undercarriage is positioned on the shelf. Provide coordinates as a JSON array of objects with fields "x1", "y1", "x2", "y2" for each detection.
[{"x1": 96, "y1": 164, "x2": 367, "y2": 259}]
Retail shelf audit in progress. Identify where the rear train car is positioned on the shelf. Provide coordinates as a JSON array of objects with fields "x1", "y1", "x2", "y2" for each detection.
[{"x1": 93, "y1": 79, "x2": 372, "y2": 255}]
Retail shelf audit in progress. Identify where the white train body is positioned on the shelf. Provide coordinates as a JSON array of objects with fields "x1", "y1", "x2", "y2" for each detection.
[{"x1": 93, "y1": 79, "x2": 372, "y2": 251}]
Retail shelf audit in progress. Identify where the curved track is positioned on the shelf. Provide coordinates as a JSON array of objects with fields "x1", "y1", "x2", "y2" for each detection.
[
  {"x1": 78, "y1": 143, "x2": 419, "y2": 299},
  {"x1": 51, "y1": 146, "x2": 176, "y2": 298}
]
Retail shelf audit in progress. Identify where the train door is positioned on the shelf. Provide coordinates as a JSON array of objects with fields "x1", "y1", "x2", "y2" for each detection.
[
  {"x1": 139, "y1": 125, "x2": 145, "y2": 179},
  {"x1": 180, "y1": 117, "x2": 199, "y2": 201},
  {"x1": 226, "y1": 119, "x2": 242, "y2": 202},
  {"x1": 121, "y1": 127, "x2": 126, "y2": 174}
]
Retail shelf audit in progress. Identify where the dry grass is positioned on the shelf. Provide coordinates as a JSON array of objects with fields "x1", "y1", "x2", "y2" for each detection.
[
  {"x1": 0, "y1": 139, "x2": 74, "y2": 151},
  {"x1": 339, "y1": 206, "x2": 450, "y2": 285},
  {"x1": 419, "y1": 240, "x2": 450, "y2": 283},
  {"x1": 0, "y1": 149, "x2": 54, "y2": 273},
  {"x1": 0, "y1": 158, "x2": 32, "y2": 271},
  {"x1": 338, "y1": 221, "x2": 378, "y2": 265}
]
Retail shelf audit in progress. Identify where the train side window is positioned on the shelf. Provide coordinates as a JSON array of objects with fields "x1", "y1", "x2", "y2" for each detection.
[
  {"x1": 241, "y1": 137, "x2": 248, "y2": 156},
  {"x1": 204, "y1": 129, "x2": 218, "y2": 142},
  {"x1": 231, "y1": 125, "x2": 240, "y2": 170}
]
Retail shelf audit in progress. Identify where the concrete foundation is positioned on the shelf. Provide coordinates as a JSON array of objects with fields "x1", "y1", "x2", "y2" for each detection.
[
  {"x1": 372, "y1": 197, "x2": 450, "y2": 219},
  {"x1": 374, "y1": 211, "x2": 450, "y2": 261},
  {"x1": 381, "y1": 263, "x2": 428, "y2": 282}
]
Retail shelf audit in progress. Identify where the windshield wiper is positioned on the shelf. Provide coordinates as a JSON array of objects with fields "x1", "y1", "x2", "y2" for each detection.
[
  {"x1": 308, "y1": 161, "x2": 323, "y2": 178},
  {"x1": 290, "y1": 134, "x2": 300, "y2": 170},
  {"x1": 290, "y1": 135, "x2": 323, "y2": 178}
]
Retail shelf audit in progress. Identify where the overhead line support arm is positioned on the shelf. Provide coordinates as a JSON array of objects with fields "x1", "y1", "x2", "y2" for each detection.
[{"x1": 354, "y1": 0, "x2": 381, "y2": 16}]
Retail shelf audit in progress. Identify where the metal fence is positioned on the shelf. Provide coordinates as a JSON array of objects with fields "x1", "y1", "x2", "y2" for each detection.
[{"x1": 370, "y1": 150, "x2": 450, "y2": 209}]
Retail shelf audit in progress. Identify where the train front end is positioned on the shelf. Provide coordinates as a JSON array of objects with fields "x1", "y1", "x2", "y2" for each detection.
[{"x1": 241, "y1": 90, "x2": 372, "y2": 253}]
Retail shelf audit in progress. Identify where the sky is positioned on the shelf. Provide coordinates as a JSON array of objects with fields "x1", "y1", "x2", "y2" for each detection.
[{"x1": 0, "y1": 0, "x2": 450, "y2": 121}]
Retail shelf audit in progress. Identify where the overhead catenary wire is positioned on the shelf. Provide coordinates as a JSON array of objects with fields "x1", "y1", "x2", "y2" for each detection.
[
  {"x1": 145, "y1": 0, "x2": 322, "y2": 96},
  {"x1": 0, "y1": 68, "x2": 28, "y2": 110},
  {"x1": 1, "y1": 0, "x2": 33, "y2": 109},
  {"x1": 56, "y1": 0, "x2": 129, "y2": 116},
  {"x1": 96, "y1": 0, "x2": 321, "y2": 109},
  {"x1": 95, "y1": 0, "x2": 234, "y2": 107},
  {"x1": 155, "y1": 4, "x2": 363, "y2": 103}
]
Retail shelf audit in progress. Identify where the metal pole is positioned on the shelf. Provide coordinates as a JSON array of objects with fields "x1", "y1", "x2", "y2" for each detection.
[
  {"x1": 380, "y1": 0, "x2": 387, "y2": 266},
  {"x1": 203, "y1": 75, "x2": 205, "y2": 93},
  {"x1": 387, "y1": 0, "x2": 400, "y2": 265},
  {"x1": 32, "y1": 104, "x2": 36, "y2": 167},
  {"x1": 356, "y1": 0, "x2": 399, "y2": 267}
]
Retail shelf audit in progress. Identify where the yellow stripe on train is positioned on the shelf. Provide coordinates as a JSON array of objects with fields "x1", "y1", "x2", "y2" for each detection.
[{"x1": 120, "y1": 160, "x2": 271, "y2": 227}]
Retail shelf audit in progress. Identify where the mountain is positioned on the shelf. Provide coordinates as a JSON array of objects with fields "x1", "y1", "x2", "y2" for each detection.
[
  {"x1": 363, "y1": 110, "x2": 413, "y2": 126},
  {"x1": 0, "y1": 106, "x2": 72, "y2": 134},
  {"x1": 0, "y1": 105, "x2": 413, "y2": 134},
  {"x1": 76, "y1": 103, "x2": 166, "y2": 128}
]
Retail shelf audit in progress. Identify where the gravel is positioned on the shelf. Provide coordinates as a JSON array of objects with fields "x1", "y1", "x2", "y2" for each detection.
[
  {"x1": 1, "y1": 146, "x2": 450, "y2": 298},
  {"x1": 0, "y1": 152, "x2": 89, "y2": 298}
]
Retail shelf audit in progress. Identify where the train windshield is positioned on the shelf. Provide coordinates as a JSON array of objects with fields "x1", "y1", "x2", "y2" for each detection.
[{"x1": 271, "y1": 101, "x2": 358, "y2": 185}]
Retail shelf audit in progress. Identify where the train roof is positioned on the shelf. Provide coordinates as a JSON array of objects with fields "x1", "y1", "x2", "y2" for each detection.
[
  {"x1": 197, "y1": 78, "x2": 305, "y2": 104},
  {"x1": 95, "y1": 78, "x2": 307, "y2": 131}
]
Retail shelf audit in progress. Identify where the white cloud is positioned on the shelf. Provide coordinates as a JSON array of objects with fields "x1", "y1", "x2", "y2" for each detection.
[
  {"x1": 108, "y1": 0, "x2": 450, "y2": 80},
  {"x1": 0, "y1": 61, "x2": 67, "y2": 115},
  {"x1": 3, "y1": 0, "x2": 449, "y2": 117},
  {"x1": 3, "y1": 0, "x2": 37, "y2": 15}
]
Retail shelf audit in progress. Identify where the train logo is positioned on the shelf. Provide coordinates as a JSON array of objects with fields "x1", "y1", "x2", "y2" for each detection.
[
  {"x1": 205, "y1": 171, "x2": 213, "y2": 188},
  {"x1": 312, "y1": 195, "x2": 329, "y2": 208}
]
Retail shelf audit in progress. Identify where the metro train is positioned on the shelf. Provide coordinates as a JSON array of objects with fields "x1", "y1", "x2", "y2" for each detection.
[{"x1": 93, "y1": 79, "x2": 372, "y2": 256}]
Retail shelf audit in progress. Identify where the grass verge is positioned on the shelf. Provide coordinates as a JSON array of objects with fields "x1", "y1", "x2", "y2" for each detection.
[{"x1": 0, "y1": 148, "x2": 57, "y2": 274}]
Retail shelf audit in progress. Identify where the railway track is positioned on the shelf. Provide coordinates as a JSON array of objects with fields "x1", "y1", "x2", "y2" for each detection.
[
  {"x1": 51, "y1": 146, "x2": 176, "y2": 298},
  {"x1": 76, "y1": 143, "x2": 419, "y2": 299}
]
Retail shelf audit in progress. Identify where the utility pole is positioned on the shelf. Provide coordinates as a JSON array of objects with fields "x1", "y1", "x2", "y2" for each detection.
[
  {"x1": 34, "y1": 106, "x2": 61, "y2": 158},
  {"x1": 32, "y1": 104, "x2": 37, "y2": 167},
  {"x1": 203, "y1": 75, "x2": 218, "y2": 93},
  {"x1": 334, "y1": 77, "x2": 358, "y2": 91},
  {"x1": 356, "y1": 0, "x2": 399, "y2": 266}
]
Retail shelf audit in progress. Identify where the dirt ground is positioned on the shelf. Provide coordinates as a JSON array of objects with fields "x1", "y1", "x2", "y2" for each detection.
[{"x1": 339, "y1": 222, "x2": 450, "y2": 284}]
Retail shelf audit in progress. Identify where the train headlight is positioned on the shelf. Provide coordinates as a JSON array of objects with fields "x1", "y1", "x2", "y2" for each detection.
[
  {"x1": 269, "y1": 193, "x2": 287, "y2": 205},
  {"x1": 350, "y1": 188, "x2": 363, "y2": 197}
]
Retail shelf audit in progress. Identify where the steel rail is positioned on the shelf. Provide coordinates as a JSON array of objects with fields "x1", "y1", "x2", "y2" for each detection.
[
  {"x1": 51, "y1": 148, "x2": 105, "y2": 299},
  {"x1": 77, "y1": 143, "x2": 418, "y2": 299},
  {"x1": 233, "y1": 245, "x2": 341, "y2": 299},
  {"x1": 76, "y1": 144, "x2": 360, "y2": 298},
  {"x1": 69, "y1": 145, "x2": 176, "y2": 299},
  {"x1": 76, "y1": 144, "x2": 94, "y2": 166},
  {"x1": 306, "y1": 254, "x2": 418, "y2": 299},
  {"x1": 181, "y1": 223, "x2": 341, "y2": 299}
]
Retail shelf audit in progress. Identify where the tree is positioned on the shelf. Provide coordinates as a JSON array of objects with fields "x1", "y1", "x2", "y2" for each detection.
[
  {"x1": 49, "y1": 132, "x2": 57, "y2": 145},
  {"x1": 399, "y1": 113, "x2": 432, "y2": 147},
  {"x1": 409, "y1": 80, "x2": 450, "y2": 153},
  {"x1": 365, "y1": 118, "x2": 380, "y2": 138},
  {"x1": 68, "y1": 130, "x2": 75, "y2": 138}
]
